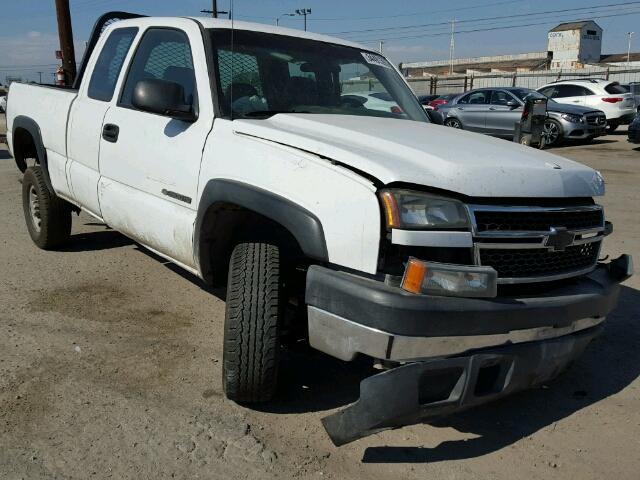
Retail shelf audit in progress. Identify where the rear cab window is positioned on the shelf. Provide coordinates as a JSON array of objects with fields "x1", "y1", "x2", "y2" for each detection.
[{"x1": 87, "y1": 27, "x2": 138, "y2": 101}]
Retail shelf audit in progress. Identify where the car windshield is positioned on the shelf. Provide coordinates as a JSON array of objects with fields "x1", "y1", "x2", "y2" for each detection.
[{"x1": 208, "y1": 29, "x2": 428, "y2": 122}]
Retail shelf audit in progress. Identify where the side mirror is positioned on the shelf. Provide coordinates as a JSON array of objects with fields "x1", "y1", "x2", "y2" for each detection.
[
  {"x1": 132, "y1": 79, "x2": 196, "y2": 122},
  {"x1": 506, "y1": 99, "x2": 520, "y2": 109}
]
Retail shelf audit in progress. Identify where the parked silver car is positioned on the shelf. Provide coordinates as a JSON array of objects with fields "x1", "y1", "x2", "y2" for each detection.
[{"x1": 438, "y1": 87, "x2": 606, "y2": 146}]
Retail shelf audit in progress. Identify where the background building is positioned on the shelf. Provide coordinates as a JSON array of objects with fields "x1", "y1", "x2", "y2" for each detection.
[{"x1": 401, "y1": 20, "x2": 640, "y2": 77}]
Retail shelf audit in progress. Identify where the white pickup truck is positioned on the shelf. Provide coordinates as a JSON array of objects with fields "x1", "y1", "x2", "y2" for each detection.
[{"x1": 6, "y1": 13, "x2": 633, "y2": 445}]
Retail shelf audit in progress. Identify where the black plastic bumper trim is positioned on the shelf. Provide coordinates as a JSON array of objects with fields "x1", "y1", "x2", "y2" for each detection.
[
  {"x1": 305, "y1": 255, "x2": 630, "y2": 337},
  {"x1": 322, "y1": 325, "x2": 601, "y2": 446}
]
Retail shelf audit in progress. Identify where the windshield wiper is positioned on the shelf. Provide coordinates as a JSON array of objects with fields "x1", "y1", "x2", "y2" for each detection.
[{"x1": 240, "y1": 109, "x2": 310, "y2": 118}]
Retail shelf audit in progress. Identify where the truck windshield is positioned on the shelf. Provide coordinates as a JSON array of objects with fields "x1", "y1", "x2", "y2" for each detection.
[{"x1": 208, "y1": 29, "x2": 428, "y2": 122}]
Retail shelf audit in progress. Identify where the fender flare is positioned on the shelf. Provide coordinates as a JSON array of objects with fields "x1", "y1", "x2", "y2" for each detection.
[
  {"x1": 12, "y1": 116, "x2": 53, "y2": 191},
  {"x1": 195, "y1": 179, "x2": 329, "y2": 270}
]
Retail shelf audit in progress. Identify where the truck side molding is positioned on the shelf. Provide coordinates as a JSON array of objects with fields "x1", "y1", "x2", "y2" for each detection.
[{"x1": 195, "y1": 178, "x2": 329, "y2": 277}]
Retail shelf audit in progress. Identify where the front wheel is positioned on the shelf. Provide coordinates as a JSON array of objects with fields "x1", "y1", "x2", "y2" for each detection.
[
  {"x1": 444, "y1": 118, "x2": 463, "y2": 129},
  {"x1": 223, "y1": 242, "x2": 282, "y2": 403},
  {"x1": 541, "y1": 119, "x2": 563, "y2": 147},
  {"x1": 22, "y1": 166, "x2": 72, "y2": 249}
]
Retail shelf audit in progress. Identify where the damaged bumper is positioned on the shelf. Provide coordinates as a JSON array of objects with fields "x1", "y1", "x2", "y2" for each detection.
[
  {"x1": 305, "y1": 255, "x2": 632, "y2": 445},
  {"x1": 322, "y1": 325, "x2": 600, "y2": 446}
]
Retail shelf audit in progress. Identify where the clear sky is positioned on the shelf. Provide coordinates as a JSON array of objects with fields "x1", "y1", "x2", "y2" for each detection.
[{"x1": 1, "y1": 0, "x2": 639, "y2": 83}]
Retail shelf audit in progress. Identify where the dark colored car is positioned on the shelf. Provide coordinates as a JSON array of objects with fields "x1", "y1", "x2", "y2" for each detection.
[
  {"x1": 417, "y1": 94, "x2": 438, "y2": 106},
  {"x1": 629, "y1": 114, "x2": 640, "y2": 143}
]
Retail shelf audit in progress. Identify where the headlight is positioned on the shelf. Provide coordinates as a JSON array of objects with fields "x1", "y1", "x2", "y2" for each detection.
[
  {"x1": 379, "y1": 189, "x2": 469, "y2": 229},
  {"x1": 561, "y1": 113, "x2": 583, "y2": 124}
]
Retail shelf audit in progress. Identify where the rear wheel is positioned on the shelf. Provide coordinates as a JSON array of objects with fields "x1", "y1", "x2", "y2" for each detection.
[
  {"x1": 223, "y1": 242, "x2": 282, "y2": 403},
  {"x1": 444, "y1": 118, "x2": 462, "y2": 129},
  {"x1": 541, "y1": 119, "x2": 563, "y2": 147},
  {"x1": 22, "y1": 166, "x2": 72, "y2": 249}
]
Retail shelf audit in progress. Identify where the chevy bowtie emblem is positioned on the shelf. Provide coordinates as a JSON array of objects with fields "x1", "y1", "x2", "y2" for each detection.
[{"x1": 544, "y1": 227, "x2": 576, "y2": 251}]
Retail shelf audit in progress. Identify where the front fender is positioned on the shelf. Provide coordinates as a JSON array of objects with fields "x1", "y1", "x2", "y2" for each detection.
[{"x1": 194, "y1": 178, "x2": 329, "y2": 268}]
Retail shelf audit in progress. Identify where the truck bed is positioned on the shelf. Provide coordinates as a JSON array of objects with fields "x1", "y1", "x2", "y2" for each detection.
[{"x1": 6, "y1": 82, "x2": 77, "y2": 161}]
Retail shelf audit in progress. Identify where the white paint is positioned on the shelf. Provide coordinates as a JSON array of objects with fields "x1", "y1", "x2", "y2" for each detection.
[
  {"x1": 201, "y1": 121, "x2": 381, "y2": 273},
  {"x1": 232, "y1": 114, "x2": 605, "y2": 198},
  {"x1": 5, "y1": 15, "x2": 608, "y2": 281}
]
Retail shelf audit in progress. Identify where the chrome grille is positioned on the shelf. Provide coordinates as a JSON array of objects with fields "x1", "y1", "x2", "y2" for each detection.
[
  {"x1": 479, "y1": 241, "x2": 601, "y2": 279},
  {"x1": 469, "y1": 205, "x2": 605, "y2": 284},
  {"x1": 474, "y1": 209, "x2": 603, "y2": 232},
  {"x1": 585, "y1": 113, "x2": 606, "y2": 126}
]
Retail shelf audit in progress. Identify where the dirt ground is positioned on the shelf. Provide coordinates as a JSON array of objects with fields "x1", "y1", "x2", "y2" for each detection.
[{"x1": 1, "y1": 113, "x2": 639, "y2": 480}]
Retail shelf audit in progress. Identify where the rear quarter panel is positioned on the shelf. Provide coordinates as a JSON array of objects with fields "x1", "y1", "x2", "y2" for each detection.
[{"x1": 7, "y1": 83, "x2": 77, "y2": 197}]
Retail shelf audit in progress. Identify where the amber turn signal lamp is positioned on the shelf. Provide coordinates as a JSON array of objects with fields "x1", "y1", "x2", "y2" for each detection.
[
  {"x1": 402, "y1": 258, "x2": 427, "y2": 294},
  {"x1": 379, "y1": 190, "x2": 401, "y2": 228}
]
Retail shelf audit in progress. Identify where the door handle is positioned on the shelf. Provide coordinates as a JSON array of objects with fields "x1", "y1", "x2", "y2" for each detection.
[
  {"x1": 458, "y1": 107, "x2": 464, "y2": 110},
  {"x1": 102, "y1": 123, "x2": 119, "y2": 143},
  {"x1": 489, "y1": 107, "x2": 497, "y2": 110}
]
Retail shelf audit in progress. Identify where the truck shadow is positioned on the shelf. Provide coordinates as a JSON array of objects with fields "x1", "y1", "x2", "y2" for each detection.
[
  {"x1": 361, "y1": 284, "x2": 640, "y2": 463},
  {"x1": 61, "y1": 229, "x2": 134, "y2": 252}
]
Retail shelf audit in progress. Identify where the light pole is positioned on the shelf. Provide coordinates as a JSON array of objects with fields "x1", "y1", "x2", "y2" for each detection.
[
  {"x1": 628, "y1": 32, "x2": 635, "y2": 65},
  {"x1": 276, "y1": 13, "x2": 295, "y2": 26},
  {"x1": 294, "y1": 8, "x2": 311, "y2": 31}
]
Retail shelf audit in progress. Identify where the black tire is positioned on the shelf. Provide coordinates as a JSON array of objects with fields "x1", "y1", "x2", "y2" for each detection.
[
  {"x1": 22, "y1": 166, "x2": 72, "y2": 249},
  {"x1": 223, "y1": 242, "x2": 281, "y2": 403},
  {"x1": 607, "y1": 123, "x2": 619, "y2": 133},
  {"x1": 444, "y1": 117, "x2": 463, "y2": 129},
  {"x1": 542, "y1": 119, "x2": 563, "y2": 147}
]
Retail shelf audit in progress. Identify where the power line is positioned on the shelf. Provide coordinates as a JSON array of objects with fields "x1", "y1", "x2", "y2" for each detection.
[
  {"x1": 352, "y1": 9, "x2": 640, "y2": 44},
  {"x1": 233, "y1": 0, "x2": 529, "y2": 23},
  {"x1": 333, "y1": 1, "x2": 640, "y2": 36},
  {"x1": 349, "y1": 6, "x2": 640, "y2": 42}
]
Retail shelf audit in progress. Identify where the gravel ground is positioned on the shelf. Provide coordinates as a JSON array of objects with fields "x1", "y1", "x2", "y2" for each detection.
[{"x1": 1, "y1": 113, "x2": 639, "y2": 479}]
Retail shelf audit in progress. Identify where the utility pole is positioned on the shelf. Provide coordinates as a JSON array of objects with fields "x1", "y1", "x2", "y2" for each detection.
[
  {"x1": 628, "y1": 32, "x2": 635, "y2": 65},
  {"x1": 448, "y1": 19, "x2": 456, "y2": 75},
  {"x1": 295, "y1": 8, "x2": 311, "y2": 31},
  {"x1": 379, "y1": 41, "x2": 384, "y2": 54},
  {"x1": 201, "y1": 1, "x2": 230, "y2": 18},
  {"x1": 54, "y1": 0, "x2": 76, "y2": 86}
]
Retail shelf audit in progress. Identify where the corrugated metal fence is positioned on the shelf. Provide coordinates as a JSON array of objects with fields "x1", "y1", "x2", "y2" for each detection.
[{"x1": 410, "y1": 66, "x2": 640, "y2": 95}]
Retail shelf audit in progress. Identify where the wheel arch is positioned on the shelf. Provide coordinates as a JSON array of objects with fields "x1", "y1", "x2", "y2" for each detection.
[
  {"x1": 195, "y1": 179, "x2": 329, "y2": 284},
  {"x1": 12, "y1": 116, "x2": 53, "y2": 191}
]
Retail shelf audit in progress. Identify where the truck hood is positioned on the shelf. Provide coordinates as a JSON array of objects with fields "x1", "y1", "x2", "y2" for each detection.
[{"x1": 233, "y1": 114, "x2": 604, "y2": 198}]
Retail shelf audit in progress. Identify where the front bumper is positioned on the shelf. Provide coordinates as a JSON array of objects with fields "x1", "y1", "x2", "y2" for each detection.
[
  {"x1": 306, "y1": 256, "x2": 631, "y2": 362},
  {"x1": 560, "y1": 120, "x2": 606, "y2": 139},
  {"x1": 323, "y1": 325, "x2": 601, "y2": 446},
  {"x1": 307, "y1": 255, "x2": 632, "y2": 445}
]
